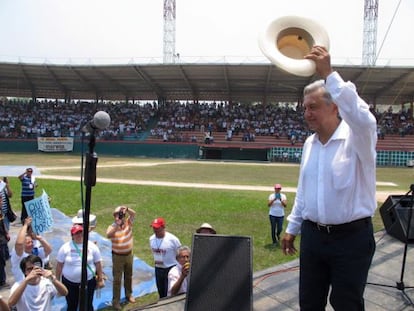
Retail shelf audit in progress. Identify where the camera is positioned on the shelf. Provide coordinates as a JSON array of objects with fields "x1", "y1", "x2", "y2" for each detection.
[
  {"x1": 33, "y1": 262, "x2": 42, "y2": 268},
  {"x1": 118, "y1": 211, "x2": 124, "y2": 219}
]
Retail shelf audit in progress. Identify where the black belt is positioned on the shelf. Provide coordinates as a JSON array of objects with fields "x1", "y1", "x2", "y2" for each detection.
[
  {"x1": 112, "y1": 251, "x2": 132, "y2": 256},
  {"x1": 304, "y1": 217, "x2": 371, "y2": 234},
  {"x1": 155, "y1": 266, "x2": 175, "y2": 271}
]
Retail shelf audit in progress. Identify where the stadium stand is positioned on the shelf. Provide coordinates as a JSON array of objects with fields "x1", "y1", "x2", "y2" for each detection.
[{"x1": 2, "y1": 98, "x2": 414, "y2": 165}]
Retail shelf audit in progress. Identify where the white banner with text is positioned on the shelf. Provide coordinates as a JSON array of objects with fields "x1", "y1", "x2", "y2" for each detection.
[{"x1": 37, "y1": 137, "x2": 74, "y2": 152}]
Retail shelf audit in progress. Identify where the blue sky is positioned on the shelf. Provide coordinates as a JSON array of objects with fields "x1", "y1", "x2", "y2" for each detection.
[{"x1": 0, "y1": 0, "x2": 412, "y2": 65}]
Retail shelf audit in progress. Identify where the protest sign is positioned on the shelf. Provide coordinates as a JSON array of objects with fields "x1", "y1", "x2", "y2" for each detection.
[{"x1": 25, "y1": 190, "x2": 53, "y2": 234}]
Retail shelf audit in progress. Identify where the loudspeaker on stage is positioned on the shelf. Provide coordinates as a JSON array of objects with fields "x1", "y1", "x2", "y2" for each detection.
[
  {"x1": 185, "y1": 234, "x2": 252, "y2": 311},
  {"x1": 380, "y1": 195, "x2": 414, "y2": 243}
]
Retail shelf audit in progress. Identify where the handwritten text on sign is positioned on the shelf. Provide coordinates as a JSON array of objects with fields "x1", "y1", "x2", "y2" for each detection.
[{"x1": 25, "y1": 190, "x2": 53, "y2": 234}]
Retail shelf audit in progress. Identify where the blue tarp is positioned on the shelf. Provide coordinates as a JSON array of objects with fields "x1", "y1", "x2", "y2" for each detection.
[{"x1": 41, "y1": 209, "x2": 157, "y2": 310}]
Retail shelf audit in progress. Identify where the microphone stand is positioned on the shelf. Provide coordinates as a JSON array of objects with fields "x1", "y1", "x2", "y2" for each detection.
[
  {"x1": 367, "y1": 184, "x2": 414, "y2": 306},
  {"x1": 79, "y1": 132, "x2": 98, "y2": 311}
]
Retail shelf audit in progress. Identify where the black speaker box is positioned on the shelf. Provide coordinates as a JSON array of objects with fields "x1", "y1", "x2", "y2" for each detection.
[
  {"x1": 185, "y1": 234, "x2": 252, "y2": 311},
  {"x1": 379, "y1": 195, "x2": 414, "y2": 243}
]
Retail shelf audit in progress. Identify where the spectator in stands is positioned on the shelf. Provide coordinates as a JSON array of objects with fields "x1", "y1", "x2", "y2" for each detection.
[
  {"x1": 377, "y1": 127, "x2": 385, "y2": 140},
  {"x1": 204, "y1": 132, "x2": 213, "y2": 144},
  {"x1": 226, "y1": 128, "x2": 233, "y2": 141},
  {"x1": 167, "y1": 246, "x2": 191, "y2": 297}
]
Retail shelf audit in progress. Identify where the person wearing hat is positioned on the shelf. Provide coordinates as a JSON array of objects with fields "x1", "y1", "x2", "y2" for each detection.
[
  {"x1": 149, "y1": 217, "x2": 181, "y2": 299},
  {"x1": 196, "y1": 223, "x2": 217, "y2": 235},
  {"x1": 281, "y1": 46, "x2": 377, "y2": 310},
  {"x1": 72, "y1": 208, "x2": 104, "y2": 247},
  {"x1": 55, "y1": 224, "x2": 104, "y2": 311},
  {"x1": 72, "y1": 209, "x2": 97, "y2": 231},
  {"x1": 268, "y1": 184, "x2": 287, "y2": 245},
  {"x1": 106, "y1": 205, "x2": 136, "y2": 310}
]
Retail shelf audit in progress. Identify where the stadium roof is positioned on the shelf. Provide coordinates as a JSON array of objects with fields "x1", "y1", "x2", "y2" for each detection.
[{"x1": 0, "y1": 62, "x2": 413, "y2": 106}]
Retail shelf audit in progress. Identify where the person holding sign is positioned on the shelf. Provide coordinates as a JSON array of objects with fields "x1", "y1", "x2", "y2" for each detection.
[
  {"x1": 25, "y1": 190, "x2": 53, "y2": 236},
  {"x1": 18, "y1": 168, "x2": 37, "y2": 224},
  {"x1": 10, "y1": 217, "x2": 52, "y2": 282}
]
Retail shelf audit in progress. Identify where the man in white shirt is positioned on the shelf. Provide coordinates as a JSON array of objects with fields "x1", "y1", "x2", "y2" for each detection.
[
  {"x1": 8, "y1": 255, "x2": 68, "y2": 310},
  {"x1": 167, "y1": 246, "x2": 191, "y2": 296},
  {"x1": 149, "y1": 217, "x2": 181, "y2": 298},
  {"x1": 281, "y1": 46, "x2": 377, "y2": 310}
]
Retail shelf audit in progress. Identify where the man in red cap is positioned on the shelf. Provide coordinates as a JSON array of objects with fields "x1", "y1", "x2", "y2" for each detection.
[
  {"x1": 267, "y1": 184, "x2": 287, "y2": 246},
  {"x1": 149, "y1": 217, "x2": 181, "y2": 298},
  {"x1": 106, "y1": 206, "x2": 136, "y2": 310}
]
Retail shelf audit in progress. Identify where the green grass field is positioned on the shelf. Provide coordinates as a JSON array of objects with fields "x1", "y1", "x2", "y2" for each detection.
[{"x1": 2, "y1": 152, "x2": 412, "y2": 274}]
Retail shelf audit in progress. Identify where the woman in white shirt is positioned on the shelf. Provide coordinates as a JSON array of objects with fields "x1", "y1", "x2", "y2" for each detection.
[{"x1": 55, "y1": 224, "x2": 104, "y2": 311}]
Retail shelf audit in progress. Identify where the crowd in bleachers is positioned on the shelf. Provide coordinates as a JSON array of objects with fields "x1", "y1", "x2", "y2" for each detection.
[
  {"x1": 151, "y1": 100, "x2": 311, "y2": 144},
  {"x1": 376, "y1": 105, "x2": 414, "y2": 138},
  {"x1": 0, "y1": 98, "x2": 156, "y2": 140},
  {"x1": 0, "y1": 97, "x2": 413, "y2": 143}
]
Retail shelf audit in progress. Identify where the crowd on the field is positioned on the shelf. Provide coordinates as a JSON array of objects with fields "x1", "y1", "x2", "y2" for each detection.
[{"x1": 0, "y1": 98, "x2": 413, "y2": 142}]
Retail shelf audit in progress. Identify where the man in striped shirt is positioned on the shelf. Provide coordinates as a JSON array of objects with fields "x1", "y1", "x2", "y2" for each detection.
[
  {"x1": 106, "y1": 205, "x2": 136, "y2": 310},
  {"x1": 18, "y1": 168, "x2": 37, "y2": 224}
]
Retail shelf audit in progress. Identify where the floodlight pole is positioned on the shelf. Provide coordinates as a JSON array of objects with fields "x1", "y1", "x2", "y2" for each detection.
[{"x1": 79, "y1": 133, "x2": 98, "y2": 311}]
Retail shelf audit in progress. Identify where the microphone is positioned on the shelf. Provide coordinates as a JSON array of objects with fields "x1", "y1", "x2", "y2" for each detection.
[{"x1": 82, "y1": 111, "x2": 111, "y2": 134}]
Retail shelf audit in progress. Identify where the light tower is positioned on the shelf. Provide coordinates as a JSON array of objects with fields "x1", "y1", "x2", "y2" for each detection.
[
  {"x1": 163, "y1": 0, "x2": 176, "y2": 63},
  {"x1": 362, "y1": 0, "x2": 379, "y2": 66}
]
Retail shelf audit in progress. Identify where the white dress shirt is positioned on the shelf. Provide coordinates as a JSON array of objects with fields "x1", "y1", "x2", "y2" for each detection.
[
  {"x1": 286, "y1": 71, "x2": 377, "y2": 235},
  {"x1": 167, "y1": 263, "x2": 188, "y2": 296}
]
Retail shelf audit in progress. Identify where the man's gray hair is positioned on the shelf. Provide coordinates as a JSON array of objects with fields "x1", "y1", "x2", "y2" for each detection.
[
  {"x1": 303, "y1": 79, "x2": 333, "y2": 105},
  {"x1": 176, "y1": 245, "x2": 191, "y2": 257}
]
